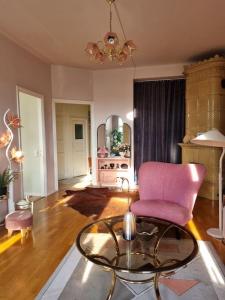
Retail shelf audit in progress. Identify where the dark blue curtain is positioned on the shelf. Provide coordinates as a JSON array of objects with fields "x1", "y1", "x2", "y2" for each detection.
[{"x1": 134, "y1": 79, "x2": 185, "y2": 176}]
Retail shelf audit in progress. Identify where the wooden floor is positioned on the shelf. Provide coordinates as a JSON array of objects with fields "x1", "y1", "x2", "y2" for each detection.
[{"x1": 0, "y1": 188, "x2": 224, "y2": 300}]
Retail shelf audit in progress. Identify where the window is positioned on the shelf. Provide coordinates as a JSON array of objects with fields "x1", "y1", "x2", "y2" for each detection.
[{"x1": 75, "y1": 124, "x2": 83, "y2": 139}]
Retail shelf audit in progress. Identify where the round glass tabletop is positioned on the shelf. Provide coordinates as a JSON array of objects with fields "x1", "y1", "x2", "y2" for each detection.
[{"x1": 76, "y1": 215, "x2": 198, "y2": 274}]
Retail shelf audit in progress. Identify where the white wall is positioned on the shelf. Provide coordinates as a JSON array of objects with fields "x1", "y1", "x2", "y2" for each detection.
[
  {"x1": 92, "y1": 64, "x2": 184, "y2": 184},
  {"x1": 92, "y1": 64, "x2": 184, "y2": 127},
  {"x1": 51, "y1": 65, "x2": 93, "y2": 101},
  {"x1": 51, "y1": 63, "x2": 184, "y2": 185}
]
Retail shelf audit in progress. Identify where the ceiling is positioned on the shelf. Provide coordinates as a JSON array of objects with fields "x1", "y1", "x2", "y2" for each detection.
[{"x1": 0, "y1": 0, "x2": 225, "y2": 70}]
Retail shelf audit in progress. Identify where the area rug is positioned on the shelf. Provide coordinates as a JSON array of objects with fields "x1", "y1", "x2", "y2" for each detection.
[
  {"x1": 36, "y1": 240, "x2": 225, "y2": 300},
  {"x1": 64, "y1": 187, "x2": 139, "y2": 219}
]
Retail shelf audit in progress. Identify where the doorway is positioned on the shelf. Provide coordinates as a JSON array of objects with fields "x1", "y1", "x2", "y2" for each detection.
[
  {"x1": 71, "y1": 118, "x2": 88, "y2": 176},
  {"x1": 17, "y1": 87, "x2": 47, "y2": 197},
  {"x1": 54, "y1": 102, "x2": 92, "y2": 188}
]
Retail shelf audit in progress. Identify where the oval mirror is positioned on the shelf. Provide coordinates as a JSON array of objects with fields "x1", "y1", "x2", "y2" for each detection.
[
  {"x1": 97, "y1": 124, "x2": 106, "y2": 148},
  {"x1": 97, "y1": 116, "x2": 131, "y2": 157}
]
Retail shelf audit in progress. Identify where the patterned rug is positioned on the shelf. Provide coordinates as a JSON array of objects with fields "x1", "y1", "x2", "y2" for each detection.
[
  {"x1": 64, "y1": 187, "x2": 139, "y2": 219},
  {"x1": 36, "y1": 241, "x2": 225, "y2": 300}
]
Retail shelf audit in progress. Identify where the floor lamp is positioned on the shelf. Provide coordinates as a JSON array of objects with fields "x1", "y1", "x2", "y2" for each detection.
[
  {"x1": 1, "y1": 109, "x2": 23, "y2": 214},
  {"x1": 191, "y1": 129, "x2": 225, "y2": 239}
]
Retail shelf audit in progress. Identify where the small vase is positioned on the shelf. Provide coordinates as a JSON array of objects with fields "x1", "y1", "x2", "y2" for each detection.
[
  {"x1": 123, "y1": 212, "x2": 136, "y2": 240},
  {"x1": 119, "y1": 152, "x2": 125, "y2": 157}
]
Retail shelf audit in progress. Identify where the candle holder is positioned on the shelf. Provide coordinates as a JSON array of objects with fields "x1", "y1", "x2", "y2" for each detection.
[
  {"x1": 123, "y1": 210, "x2": 136, "y2": 240},
  {"x1": 119, "y1": 177, "x2": 137, "y2": 240}
]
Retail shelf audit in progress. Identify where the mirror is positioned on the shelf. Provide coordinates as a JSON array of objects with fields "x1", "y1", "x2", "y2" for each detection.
[
  {"x1": 97, "y1": 124, "x2": 105, "y2": 148},
  {"x1": 97, "y1": 115, "x2": 131, "y2": 157}
]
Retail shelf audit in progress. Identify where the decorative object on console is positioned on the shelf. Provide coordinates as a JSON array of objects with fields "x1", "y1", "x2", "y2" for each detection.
[
  {"x1": 191, "y1": 129, "x2": 225, "y2": 239},
  {"x1": 118, "y1": 143, "x2": 131, "y2": 157},
  {"x1": 97, "y1": 146, "x2": 108, "y2": 158},
  {"x1": 85, "y1": 0, "x2": 136, "y2": 64},
  {"x1": 0, "y1": 109, "x2": 23, "y2": 214},
  {"x1": 97, "y1": 157, "x2": 130, "y2": 186}
]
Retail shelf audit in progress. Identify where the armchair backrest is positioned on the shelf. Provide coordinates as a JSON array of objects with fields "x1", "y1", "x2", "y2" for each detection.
[{"x1": 138, "y1": 161, "x2": 206, "y2": 211}]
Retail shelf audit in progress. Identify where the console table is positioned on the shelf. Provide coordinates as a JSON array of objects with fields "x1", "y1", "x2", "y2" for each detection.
[{"x1": 96, "y1": 157, "x2": 131, "y2": 186}]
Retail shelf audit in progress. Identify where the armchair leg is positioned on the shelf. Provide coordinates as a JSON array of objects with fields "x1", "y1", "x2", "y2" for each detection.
[
  {"x1": 21, "y1": 228, "x2": 27, "y2": 238},
  {"x1": 8, "y1": 229, "x2": 13, "y2": 237}
]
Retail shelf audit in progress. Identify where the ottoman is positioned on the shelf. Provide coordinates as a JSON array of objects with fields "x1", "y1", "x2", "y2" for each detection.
[{"x1": 5, "y1": 210, "x2": 33, "y2": 238}]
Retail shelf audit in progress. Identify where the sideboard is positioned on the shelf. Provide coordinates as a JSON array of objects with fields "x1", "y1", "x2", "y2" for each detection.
[{"x1": 96, "y1": 157, "x2": 131, "y2": 186}]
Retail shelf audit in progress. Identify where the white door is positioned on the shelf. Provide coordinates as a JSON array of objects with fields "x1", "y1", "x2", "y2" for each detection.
[
  {"x1": 71, "y1": 119, "x2": 88, "y2": 177},
  {"x1": 18, "y1": 89, "x2": 46, "y2": 197},
  {"x1": 56, "y1": 116, "x2": 66, "y2": 180}
]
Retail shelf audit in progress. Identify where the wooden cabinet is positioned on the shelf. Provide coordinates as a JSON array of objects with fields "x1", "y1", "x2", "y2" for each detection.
[{"x1": 96, "y1": 157, "x2": 131, "y2": 186}]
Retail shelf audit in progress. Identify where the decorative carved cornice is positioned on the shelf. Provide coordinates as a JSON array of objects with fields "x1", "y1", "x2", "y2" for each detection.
[{"x1": 184, "y1": 55, "x2": 225, "y2": 75}]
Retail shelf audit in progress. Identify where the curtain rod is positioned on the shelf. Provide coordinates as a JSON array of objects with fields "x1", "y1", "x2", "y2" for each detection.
[{"x1": 134, "y1": 75, "x2": 185, "y2": 82}]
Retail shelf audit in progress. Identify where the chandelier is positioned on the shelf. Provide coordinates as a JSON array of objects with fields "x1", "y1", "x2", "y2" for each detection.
[{"x1": 85, "y1": 0, "x2": 136, "y2": 64}]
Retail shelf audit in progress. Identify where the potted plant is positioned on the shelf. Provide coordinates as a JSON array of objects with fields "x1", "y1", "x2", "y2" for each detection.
[
  {"x1": 0, "y1": 168, "x2": 17, "y2": 223},
  {"x1": 111, "y1": 129, "x2": 123, "y2": 156}
]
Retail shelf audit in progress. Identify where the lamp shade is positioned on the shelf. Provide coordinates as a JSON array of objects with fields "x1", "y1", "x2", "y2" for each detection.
[{"x1": 191, "y1": 129, "x2": 225, "y2": 148}]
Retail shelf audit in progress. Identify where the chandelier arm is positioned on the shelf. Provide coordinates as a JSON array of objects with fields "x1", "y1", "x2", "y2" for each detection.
[
  {"x1": 113, "y1": 2, "x2": 127, "y2": 41},
  {"x1": 130, "y1": 56, "x2": 136, "y2": 69},
  {"x1": 114, "y1": 1, "x2": 136, "y2": 68},
  {"x1": 109, "y1": 2, "x2": 112, "y2": 32}
]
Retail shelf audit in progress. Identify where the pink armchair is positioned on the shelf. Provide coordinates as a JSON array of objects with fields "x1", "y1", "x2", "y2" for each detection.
[{"x1": 131, "y1": 161, "x2": 206, "y2": 226}]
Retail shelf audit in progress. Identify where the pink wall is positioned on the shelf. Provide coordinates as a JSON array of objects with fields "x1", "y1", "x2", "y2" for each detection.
[{"x1": 0, "y1": 33, "x2": 54, "y2": 199}]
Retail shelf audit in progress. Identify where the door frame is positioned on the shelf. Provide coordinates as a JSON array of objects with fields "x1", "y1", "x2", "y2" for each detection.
[
  {"x1": 16, "y1": 86, "x2": 47, "y2": 197},
  {"x1": 71, "y1": 117, "x2": 89, "y2": 177},
  {"x1": 52, "y1": 99, "x2": 95, "y2": 191}
]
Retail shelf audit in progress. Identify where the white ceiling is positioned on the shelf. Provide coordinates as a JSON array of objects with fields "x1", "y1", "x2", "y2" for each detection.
[{"x1": 0, "y1": 0, "x2": 225, "y2": 70}]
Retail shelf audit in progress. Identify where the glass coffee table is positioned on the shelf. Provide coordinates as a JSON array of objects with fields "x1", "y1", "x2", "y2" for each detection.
[{"x1": 76, "y1": 215, "x2": 198, "y2": 300}]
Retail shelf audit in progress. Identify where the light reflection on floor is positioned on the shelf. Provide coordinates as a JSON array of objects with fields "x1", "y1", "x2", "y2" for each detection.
[
  {"x1": 0, "y1": 233, "x2": 21, "y2": 254},
  {"x1": 198, "y1": 240, "x2": 225, "y2": 285},
  {"x1": 187, "y1": 219, "x2": 202, "y2": 240},
  {"x1": 59, "y1": 175, "x2": 92, "y2": 190}
]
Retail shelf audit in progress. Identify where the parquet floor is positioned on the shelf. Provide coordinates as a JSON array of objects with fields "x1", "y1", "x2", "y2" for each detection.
[{"x1": 0, "y1": 187, "x2": 224, "y2": 300}]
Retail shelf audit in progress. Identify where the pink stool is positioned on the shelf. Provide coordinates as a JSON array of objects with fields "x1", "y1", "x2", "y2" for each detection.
[{"x1": 5, "y1": 210, "x2": 33, "y2": 238}]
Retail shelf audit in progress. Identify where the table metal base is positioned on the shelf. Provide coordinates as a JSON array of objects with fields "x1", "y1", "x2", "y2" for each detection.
[{"x1": 105, "y1": 268, "x2": 161, "y2": 300}]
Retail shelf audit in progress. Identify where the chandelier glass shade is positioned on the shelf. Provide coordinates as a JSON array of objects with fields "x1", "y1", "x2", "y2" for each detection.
[{"x1": 85, "y1": 0, "x2": 136, "y2": 64}]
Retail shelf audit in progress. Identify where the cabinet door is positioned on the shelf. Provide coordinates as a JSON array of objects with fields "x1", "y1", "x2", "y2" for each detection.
[
  {"x1": 99, "y1": 171, "x2": 117, "y2": 185},
  {"x1": 99, "y1": 170, "x2": 129, "y2": 186}
]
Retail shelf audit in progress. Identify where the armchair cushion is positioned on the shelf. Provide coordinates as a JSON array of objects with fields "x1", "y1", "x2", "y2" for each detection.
[{"x1": 131, "y1": 199, "x2": 191, "y2": 226}]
